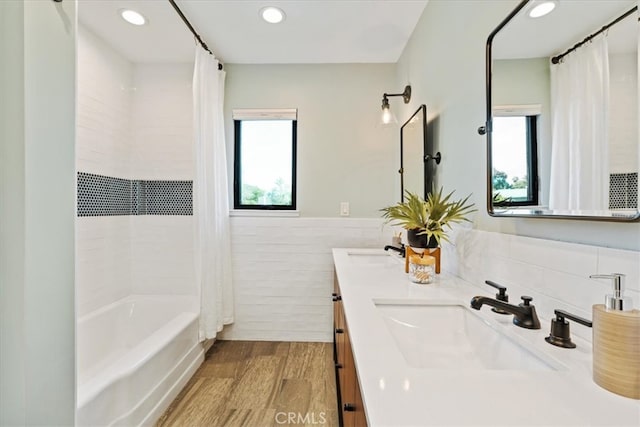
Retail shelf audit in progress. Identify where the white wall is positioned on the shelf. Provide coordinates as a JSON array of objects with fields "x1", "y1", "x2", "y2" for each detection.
[
  {"x1": 76, "y1": 25, "x2": 133, "y2": 316},
  {"x1": 224, "y1": 63, "x2": 398, "y2": 217},
  {"x1": 221, "y1": 218, "x2": 392, "y2": 342},
  {"x1": 77, "y1": 25, "x2": 133, "y2": 177},
  {"x1": 76, "y1": 27, "x2": 196, "y2": 313},
  {"x1": 131, "y1": 64, "x2": 194, "y2": 181},
  {"x1": 1, "y1": 0, "x2": 76, "y2": 424},
  {"x1": 395, "y1": 0, "x2": 640, "y2": 250},
  {"x1": 129, "y1": 63, "x2": 196, "y2": 296}
]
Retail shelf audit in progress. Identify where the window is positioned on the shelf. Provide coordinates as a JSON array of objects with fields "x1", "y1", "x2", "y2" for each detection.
[
  {"x1": 491, "y1": 108, "x2": 539, "y2": 206},
  {"x1": 233, "y1": 109, "x2": 297, "y2": 210}
]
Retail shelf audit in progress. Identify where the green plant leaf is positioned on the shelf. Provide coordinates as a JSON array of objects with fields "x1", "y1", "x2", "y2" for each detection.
[{"x1": 380, "y1": 188, "x2": 476, "y2": 246}]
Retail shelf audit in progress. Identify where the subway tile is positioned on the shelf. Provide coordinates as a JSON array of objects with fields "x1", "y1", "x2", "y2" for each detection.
[
  {"x1": 509, "y1": 235, "x2": 598, "y2": 276},
  {"x1": 596, "y1": 247, "x2": 640, "y2": 293}
]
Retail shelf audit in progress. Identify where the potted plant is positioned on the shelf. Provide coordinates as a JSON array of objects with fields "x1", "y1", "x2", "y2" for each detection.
[{"x1": 380, "y1": 188, "x2": 476, "y2": 248}]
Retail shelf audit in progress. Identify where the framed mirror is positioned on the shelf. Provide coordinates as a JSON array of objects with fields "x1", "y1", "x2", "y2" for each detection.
[
  {"x1": 484, "y1": 0, "x2": 639, "y2": 221},
  {"x1": 400, "y1": 104, "x2": 436, "y2": 201}
]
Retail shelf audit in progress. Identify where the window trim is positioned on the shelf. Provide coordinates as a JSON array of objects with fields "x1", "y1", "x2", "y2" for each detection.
[
  {"x1": 491, "y1": 113, "x2": 539, "y2": 207},
  {"x1": 233, "y1": 117, "x2": 297, "y2": 211}
]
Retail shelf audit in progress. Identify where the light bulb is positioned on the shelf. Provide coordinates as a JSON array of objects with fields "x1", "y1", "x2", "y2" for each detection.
[
  {"x1": 261, "y1": 6, "x2": 285, "y2": 24},
  {"x1": 529, "y1": 1, "x2": 556, "y2": 18},
  {"x1": 382, "y1": 107, "x2": 393, "y2": 124},
  {"x1": 120, "y1": 9, "x2": 146, "y2": 26}
]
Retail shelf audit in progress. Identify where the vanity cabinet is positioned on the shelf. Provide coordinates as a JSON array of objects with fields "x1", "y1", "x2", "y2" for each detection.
[{"x1": 333, "y1": 273, "x2": 367, "y2": 427}]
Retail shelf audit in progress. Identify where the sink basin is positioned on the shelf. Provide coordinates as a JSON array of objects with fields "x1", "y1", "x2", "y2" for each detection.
[{"x1": 375, "y1": 301, "x2": 559, "y2": 371}]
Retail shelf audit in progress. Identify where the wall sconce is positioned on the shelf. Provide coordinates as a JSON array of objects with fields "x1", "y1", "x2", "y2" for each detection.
[{"x1": 381, "y1": 85, "x2": 412, "y2": 124}]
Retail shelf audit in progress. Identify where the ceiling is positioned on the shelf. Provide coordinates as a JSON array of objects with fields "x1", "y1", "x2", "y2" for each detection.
[
  {"x1": 78, "y1": 0, "x2": 429, "y2": 64},
  {"x1": 493, "y1": 0, "x2": 637, "y2": 60}
]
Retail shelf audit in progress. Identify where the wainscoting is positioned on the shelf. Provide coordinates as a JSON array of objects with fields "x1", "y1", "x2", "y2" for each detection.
[{"x1": 222, "y1": 217, "x2": 391, "y2": 342}]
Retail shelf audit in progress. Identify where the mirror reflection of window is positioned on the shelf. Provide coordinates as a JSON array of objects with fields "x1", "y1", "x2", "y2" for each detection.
[
  {"x1": 492, "y1": 112, "x2": 539, "y2": 206},
  {"x1": 488, "y1": 0, "x2": 639, "y2": 219}
]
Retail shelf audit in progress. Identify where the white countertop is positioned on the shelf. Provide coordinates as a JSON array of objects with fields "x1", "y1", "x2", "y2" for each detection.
[{"x1": 333, "y1": 248, "x2": 640, "y2": 427}]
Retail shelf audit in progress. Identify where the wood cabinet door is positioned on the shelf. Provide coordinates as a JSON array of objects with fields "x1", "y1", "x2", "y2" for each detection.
[
  {"x1": 354, "y1": 374, "x2": 367, "y2": 427},
  {"x1": 342, "y1": 325, "x2": 357, "y2": 427},
  {"x1": 334, "y1": 272, "x2": 368, "y2": 427}
]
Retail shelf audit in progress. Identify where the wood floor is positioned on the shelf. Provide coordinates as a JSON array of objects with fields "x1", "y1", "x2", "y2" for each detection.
[{"x1": 156, "y1": 341, "x2": 339, "y2": 427}]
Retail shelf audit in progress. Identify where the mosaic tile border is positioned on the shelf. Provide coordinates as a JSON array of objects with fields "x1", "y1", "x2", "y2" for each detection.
[
  {"x1": 77, "y1": 172, "x2": 192, "y2": 217},
  {"x1": 609, "y1": 172, "x2": 638, "y2": 210}
]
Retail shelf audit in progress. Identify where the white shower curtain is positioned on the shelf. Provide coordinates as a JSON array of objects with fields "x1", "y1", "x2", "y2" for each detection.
[
  {"x1": 193, "y1": 46, "x2": 234, "y2": 340},
  {"x1": 549, "y1": 35, "x2": 610, "y2": 211}
]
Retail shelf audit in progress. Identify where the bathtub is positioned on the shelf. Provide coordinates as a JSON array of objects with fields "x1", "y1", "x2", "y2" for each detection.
[{"x1": 77, "y1": 295, "x2": 203, "y2": 427}]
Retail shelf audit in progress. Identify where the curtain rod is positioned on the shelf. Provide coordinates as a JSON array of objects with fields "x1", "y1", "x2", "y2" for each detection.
[
  {"x1": 168, "y1": 0, "x2": 223, "y2": 70},
  {"x1": 551, "y1": 6, "x2": 638, "y2": 64}
]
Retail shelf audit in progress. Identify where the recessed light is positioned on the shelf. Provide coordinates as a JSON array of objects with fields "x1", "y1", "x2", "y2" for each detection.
[
  {"x1": 120, "y1": 9, "x2": 147, "y2": 26},
  {"x1": 529, "y1": 1, "x2": 556, "y2": 18},
  {"x1": 260, "y1": 6, "x2": 285, "y2": 24}
]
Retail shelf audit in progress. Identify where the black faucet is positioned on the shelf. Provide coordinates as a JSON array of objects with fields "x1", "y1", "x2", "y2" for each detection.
[
  {"x1": 384, "y1": 244, "x2": 405, "y2": 257},
  {"x1": 484, "y1": 280, "x2": 509, "y2": 314},
  {"x1": 470, "y1": 295, "x2": 541, "y2": 329},
  {"x1": 545, "y1": 309, "x2": 592, "y2": 349}
]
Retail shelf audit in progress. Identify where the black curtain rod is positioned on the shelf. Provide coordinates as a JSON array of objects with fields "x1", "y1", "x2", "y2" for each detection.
[
  {"x1": 168, "y1": 0, "x2": 223, "y2": 70},
  {"x1": 551, "y1": 5, "x2": 638, "y2": 64}
]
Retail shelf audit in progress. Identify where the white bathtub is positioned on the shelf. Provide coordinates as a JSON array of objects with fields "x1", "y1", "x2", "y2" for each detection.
[{"x1": 77, "y1": 295, "x2": 203, "y2": 427}]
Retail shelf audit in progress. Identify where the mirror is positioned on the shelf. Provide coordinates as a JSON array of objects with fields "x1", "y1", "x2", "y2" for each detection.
[
  {"x1": 485, "y1": 0, "x2": 640, "y2": 221},
  {"x1": 400, "y1": 104, "x2": 434, "y2": 201}
]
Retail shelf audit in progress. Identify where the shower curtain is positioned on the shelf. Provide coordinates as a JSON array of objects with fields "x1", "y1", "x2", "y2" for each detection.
[
  {"x1": 549, "y1": 34, "x2": 610, "y2": 211},
  {"x1": 193, "y1": 46, "x2": 234, "y2": 340}
]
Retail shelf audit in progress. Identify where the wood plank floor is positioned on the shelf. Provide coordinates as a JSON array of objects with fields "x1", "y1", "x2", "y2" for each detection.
[{"x1": 156, "y1": 341, "x2": 339, "y2": 427}]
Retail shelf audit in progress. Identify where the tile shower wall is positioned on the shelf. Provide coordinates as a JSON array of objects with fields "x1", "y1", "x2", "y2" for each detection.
[
  {"x1": 76, "y1": 25, "x2": 134, "y2": 315},
  {"x1": 77, "y1": 25, "x2": 196, "y2": 315},
  {"x1": 131, "y1": 64, "x2": 194, "y2": 181},
  {"x1": 443, "y1": 228, "x2": 640, "y2": 343},
  {"x1": 128, "y1": 63, "x2": 195, "y2": 297}
]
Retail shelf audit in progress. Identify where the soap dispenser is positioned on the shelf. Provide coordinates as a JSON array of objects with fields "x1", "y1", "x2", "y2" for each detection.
[{"x1": 589, "y1": 273, "x2": 640, "y2": 400}]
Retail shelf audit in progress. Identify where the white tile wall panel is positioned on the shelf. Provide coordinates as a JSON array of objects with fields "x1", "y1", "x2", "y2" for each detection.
[
  {"x1": 508, "y1": 235, "x2": 598, "y2": 276},
  {"x1": 76, "y1": 217, "x2": 131, "y2": 316},
  {"x1": 596, "y1": 247, "x2": 640, "y2": 294},
  {"x1": 129, "y1": 216, "x2": 196, "y2": 296},
  {"x1": 77, "y1": 25, "x2": 133, "y2": 178},
  {"x1": 221, "y1": 217, "x2": 392, "y2": 342},
  {"x1": 447, "y1": 229, "x2": 640, "y2": 344},
  {"x1": 130, "y1": 64, "x2": 193, "y2": 181},
  {"x1": 77, "y1": 27, "x2": 197, "y2": 315}
]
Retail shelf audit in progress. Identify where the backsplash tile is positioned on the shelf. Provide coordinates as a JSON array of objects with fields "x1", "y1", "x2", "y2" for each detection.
[
  {"x1": 447, "y1": 229, "x2": 640, "y2": 344},
  {"x1": 77, "y1": 172, "x2": 192, "y2": 216},
  {"x1": 508, "y1": 236, "x2": 598, "y2": 277},
  {"x1": 596, "y1": 247, "x2": 640, "y2": 294}
]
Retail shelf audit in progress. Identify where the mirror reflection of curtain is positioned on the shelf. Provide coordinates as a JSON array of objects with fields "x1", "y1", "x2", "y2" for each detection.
[{"x1": 549, "y1": 35, "x2": 610, "y2": 211}]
